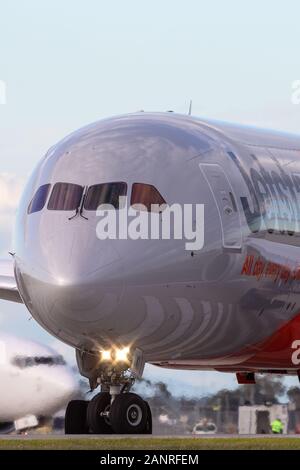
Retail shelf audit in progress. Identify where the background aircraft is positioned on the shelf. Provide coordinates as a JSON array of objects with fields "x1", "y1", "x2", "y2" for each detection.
[{"x1": 0, "y1": 332, "x2": 77, "y2": 433}]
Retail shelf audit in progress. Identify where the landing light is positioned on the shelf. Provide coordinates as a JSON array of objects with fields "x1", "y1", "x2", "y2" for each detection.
[
  {"x1": 101, "y1": 350, "x2": 112, "y2": 361},
  {"x1": 115, "y1": 347, "x2": 130, "y2": 363},
  {"x1": 100, "y1": 347, "x2": 130, "y2": 363}
]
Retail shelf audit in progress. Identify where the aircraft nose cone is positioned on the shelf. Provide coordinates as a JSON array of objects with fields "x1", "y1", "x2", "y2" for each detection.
[
  {"x1": 16, "y1": 220, "x2": 126, "y2": 345},
  {"x1": 41, "y1": 221, "x2": 122, "y2": 280},
  {"x1": 19, "y1": 226, "x2": 125, "y2": 329}
]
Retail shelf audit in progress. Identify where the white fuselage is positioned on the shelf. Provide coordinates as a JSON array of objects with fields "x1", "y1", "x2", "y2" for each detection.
[
  {"x1": 11, "y1": 113, "x2": 300, "y2": 374},
  {"x1": 0, "y1": 333, "x2": 76, "y2": 422}
]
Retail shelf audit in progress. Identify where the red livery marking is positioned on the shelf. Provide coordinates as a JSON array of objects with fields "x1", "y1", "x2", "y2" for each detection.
[
  {"x1": 253, "y1": 258, "x2": 265, "y2": 280},
  {"x1": 241, "y1": 254, "x2": 300, "y2": 284},
  {"x1": 241, "y1": 255, "x2": 254, "y2": 275},
  {"x1": 216, "y1": 313, "x2": 300, "y2": 370}
]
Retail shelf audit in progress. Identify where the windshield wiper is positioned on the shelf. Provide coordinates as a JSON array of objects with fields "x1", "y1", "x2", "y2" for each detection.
[
  {"x1": 68, "y1": 207, "x2": 79, "y2": 220},
  {"x1": 68, "y1": 186, "x2": 88, "y2": 220},
  {"x1": 79, "y1": 191, "x2": 88, "y2": 220}
]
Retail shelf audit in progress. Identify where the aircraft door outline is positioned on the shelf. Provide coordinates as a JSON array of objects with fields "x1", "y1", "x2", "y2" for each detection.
[{"x1": 199, "y1": 162, "x2": 242, "y2": 251}]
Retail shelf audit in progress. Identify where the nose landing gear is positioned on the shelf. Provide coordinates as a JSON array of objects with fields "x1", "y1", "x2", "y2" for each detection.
[{"x1": 65, "y1": 347, "x2": 151, "y2": 434}]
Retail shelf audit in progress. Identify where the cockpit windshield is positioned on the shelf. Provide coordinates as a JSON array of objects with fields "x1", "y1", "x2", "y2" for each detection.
[
  {"x1": 47, "y1": 183, "x2": 84, "y2": 211},
  {"x1": 28, "y1": 181, "x2": 166, "y2": 214},
  {"x1": 84, "y1": 182, "x2": 127, "y2": 210},
  {"x1": 131, "y1": 183, "x2": 166, "y2": 212},
  {"x1": 28, "y1": 184, "x2": 51, "y2": 214}
]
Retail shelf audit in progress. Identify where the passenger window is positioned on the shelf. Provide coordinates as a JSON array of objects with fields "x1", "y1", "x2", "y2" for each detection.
[
  {"x1": 12, "y1": 355, "x2": 66, "y2": 368},
  {"x1": 48, "y1": 183, "x2": 83, "y2": 211},
  {"x1": 131, "y1": 183, "x2": 166, "y2": 212},
  {"x1": 84, "y1": 182, "x2": 127, "y2": 210},
  {"x1": 28, "y1": 184, "x2": 51, "y2": 214}
]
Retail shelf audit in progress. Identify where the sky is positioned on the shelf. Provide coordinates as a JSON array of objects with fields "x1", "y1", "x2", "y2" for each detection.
[{"x1": 1, "y1": 0, "x2": 300, "y2": 397}]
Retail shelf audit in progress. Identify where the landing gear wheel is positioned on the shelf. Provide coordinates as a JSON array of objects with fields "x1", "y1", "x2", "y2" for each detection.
[
  {"x1": 65, "y1": 400, "x2": 88, "y2": 434},
  {"x1": 110, "y1": 392, "x2": 148, "y2": 434},
  {"x1": 87, "y1": 392, "x2": 113, "y2": 434},
  {"x1": 143, "y1": 401, "x2": 152, "y2": 434}
]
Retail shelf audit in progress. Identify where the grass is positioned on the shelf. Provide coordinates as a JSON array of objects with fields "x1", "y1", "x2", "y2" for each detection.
[{"x1": 0, "y1": 437, "x2": 300, "y2": 450}]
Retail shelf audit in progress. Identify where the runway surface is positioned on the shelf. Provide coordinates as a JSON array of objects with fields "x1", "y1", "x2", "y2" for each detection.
[
  {"x1": 0, "y1": 434, "x2": 300, "y2": 450},
  {"x1": 0, "y1": 433, "x2": 299, "y2": 439}
]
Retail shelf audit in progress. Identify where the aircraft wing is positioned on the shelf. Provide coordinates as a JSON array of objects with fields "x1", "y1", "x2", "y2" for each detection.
[{"x1": 0, "y1": 259, "x2": 22, "y2": 303}]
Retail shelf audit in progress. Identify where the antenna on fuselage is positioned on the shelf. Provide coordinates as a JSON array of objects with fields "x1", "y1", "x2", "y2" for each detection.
[{"x1": 188, "y1": 100, "x2": 193, "y2": 116}]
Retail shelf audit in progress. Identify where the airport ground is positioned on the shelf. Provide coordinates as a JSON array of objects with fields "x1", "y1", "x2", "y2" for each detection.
[{"x1": 0, "y1": 435, "x2": 300, "y2": 450}]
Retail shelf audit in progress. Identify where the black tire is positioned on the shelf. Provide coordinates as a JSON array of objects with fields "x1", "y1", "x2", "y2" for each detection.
[
  {"x1": 143, "y1": 400, "x2": 152, "y2": 434},
  {"x1": 65, "y1": 400, "x2": 88, "y2": 434},
  {"x1": 87, "y1": 392, "x2": 113, "y2": 434},
  {"x1": 110, "y1": 393, "x2": 148, "y2": 434}
]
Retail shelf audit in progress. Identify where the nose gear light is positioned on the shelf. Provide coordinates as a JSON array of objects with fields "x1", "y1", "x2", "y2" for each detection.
[
  {"x1": 100, "y1": 350, "x2": 112, "y2": 362},
  {"x1": 115, "y1": 347, "x2": 130, "y2": 363},
  {"x1": 100, "y1": 347, "x2": 130, "y2": 364}
]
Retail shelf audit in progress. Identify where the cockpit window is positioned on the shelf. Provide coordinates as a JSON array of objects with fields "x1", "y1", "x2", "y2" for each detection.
[
  {"x1": 84, "y1": 182, "x2": 127, "y2": 210},
  {"x1": 131, "y1": 183, "x2": 166, "y2": 212},
  {"x1": 12, "y1": 355, "x2": 66, "y2": 368},
  {"x1": 47, "y1": 183, "x2": 83, "y2": 211},
  {"x1": 28, "y1": 184, "x2": 51, "y2": 214}
]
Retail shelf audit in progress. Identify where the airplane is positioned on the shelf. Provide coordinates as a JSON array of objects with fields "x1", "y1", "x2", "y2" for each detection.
[
  {"x1": 1, "y1": 111, "x2": 300, "y2": 434},
  {"x1": 0, "y1": 332, "x2": 77, "y2": 433}
]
